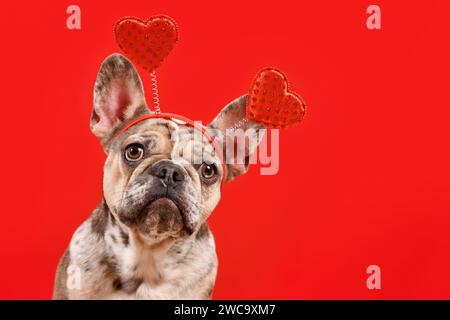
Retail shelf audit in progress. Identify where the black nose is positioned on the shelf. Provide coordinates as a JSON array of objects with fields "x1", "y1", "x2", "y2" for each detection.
[{"x1": 150, "y1": 160, "x2": 186, "y2": 185}]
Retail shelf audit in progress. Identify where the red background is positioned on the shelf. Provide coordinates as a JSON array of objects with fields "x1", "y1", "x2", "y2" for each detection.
[{"x1": 1, "y1": 0, "x2": 450, "y2": 299}]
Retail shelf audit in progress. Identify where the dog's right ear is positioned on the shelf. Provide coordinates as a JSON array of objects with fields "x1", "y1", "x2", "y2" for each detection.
[{"x1": 91, "y1": 54, "x2": 149, "y2": 150}]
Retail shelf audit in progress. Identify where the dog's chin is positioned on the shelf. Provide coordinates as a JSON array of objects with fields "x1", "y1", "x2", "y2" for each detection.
[{"x1": 137, "y1": 197, "x2": 188, "y2": 239}]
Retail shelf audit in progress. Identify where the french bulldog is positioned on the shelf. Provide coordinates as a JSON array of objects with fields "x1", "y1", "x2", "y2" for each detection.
[{"x1": 53, "y1": 54, "x2": 266, "y2": 299}]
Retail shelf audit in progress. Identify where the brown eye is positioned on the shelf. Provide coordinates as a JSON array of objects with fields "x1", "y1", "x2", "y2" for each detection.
[
  {"x1": 124, "y1": 144, "x2": 144, "y2": 162},
  {"x1": 200, "y1": 162, "x2": 217, "y2": 180}
]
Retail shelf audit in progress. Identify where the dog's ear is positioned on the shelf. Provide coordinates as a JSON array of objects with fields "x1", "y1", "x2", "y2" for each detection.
[
  {"x1": 208, "y1": 95, "x2": 266, "y2": 182},
  {"x1": 91, "y1": 53, "x2": 149, "y2": 150}
]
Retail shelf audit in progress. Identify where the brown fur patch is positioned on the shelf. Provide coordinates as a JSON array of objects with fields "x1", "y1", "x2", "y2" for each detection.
[
  {"x1": 119, "y1": 228, "x2": 130, "y2": 246},
  {"x1": 196, "y1": 223, "x2": 210, "y2": 240},
  {"x1": 53, "y1": 248, "x2": 70, "y2": 300},
  {"x1": 90, "y1": 202, "x2": 109, "y2": 237}
]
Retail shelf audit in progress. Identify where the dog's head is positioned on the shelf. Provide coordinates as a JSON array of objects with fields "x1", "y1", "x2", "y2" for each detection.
[{"x1": 91, "y1": 54, "x2": 266, "y2": 243}]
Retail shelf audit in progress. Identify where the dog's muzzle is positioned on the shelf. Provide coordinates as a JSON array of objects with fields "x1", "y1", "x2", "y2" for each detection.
[{"x1": 130, "y1": 160, "x2": 195, "y2": 237}]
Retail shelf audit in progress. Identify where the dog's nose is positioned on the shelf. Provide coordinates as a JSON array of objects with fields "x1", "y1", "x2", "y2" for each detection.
[{"x1": 150, "y1": 160, "x2": 186, "y2": 185}]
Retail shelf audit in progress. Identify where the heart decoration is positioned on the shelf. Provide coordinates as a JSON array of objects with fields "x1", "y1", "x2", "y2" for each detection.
[
  {"x1": 246, "y1": 68, "x2": 306, "y2": 128},
  {"x1": 114, "y1": 16, "x2": 178, "y2": 72}
]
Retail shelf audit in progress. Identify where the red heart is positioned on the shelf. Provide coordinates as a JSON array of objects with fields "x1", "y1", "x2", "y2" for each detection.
[
  {"x1": 246, "y1": 68, "x2": 306, "y2": 128},
  {"x1": 114, "y1": 16, "x2": 178, "y2": 72}
]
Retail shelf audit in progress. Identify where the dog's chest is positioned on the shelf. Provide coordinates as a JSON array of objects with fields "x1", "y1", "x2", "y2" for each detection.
[
  {"x1": 101, "y1": 238, "x2": 190, "y2": 297},
  {"x1": 67, "y1": 218, "x2": 217, "y2": 299},
  {"x1": 99, "y1": 244, "x2": 211, "y2": 299}
]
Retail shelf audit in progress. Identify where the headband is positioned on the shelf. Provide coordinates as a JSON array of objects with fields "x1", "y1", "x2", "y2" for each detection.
[
  {"x1": 112, "y1": 15, "x2": 306, "y2": 190},
  {"x1": 111, "y1": 113, "x2": 227, "y2": 188}
]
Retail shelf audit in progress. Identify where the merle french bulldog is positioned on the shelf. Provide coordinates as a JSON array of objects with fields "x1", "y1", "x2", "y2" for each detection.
[{"x1": 53, "y1": 54, "x2": 266, "y2": 299}]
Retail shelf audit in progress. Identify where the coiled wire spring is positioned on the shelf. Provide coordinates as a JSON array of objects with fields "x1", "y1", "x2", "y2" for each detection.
[{"x1": 150, "y1": 71, "x2": 161, "y2": 114}]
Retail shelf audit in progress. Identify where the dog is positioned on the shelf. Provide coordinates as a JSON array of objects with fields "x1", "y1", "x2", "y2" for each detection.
[{"x1": 53, "y1": 54, "x2": 266, "y2": 299}]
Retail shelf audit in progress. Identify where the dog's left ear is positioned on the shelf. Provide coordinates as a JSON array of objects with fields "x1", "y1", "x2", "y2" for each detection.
[
  {"x1": 91, "y1": 53, "x2": 149, "y2": 150},
  {"x1": 208, "y1": 95, "x2": 266, "y2": 182}
]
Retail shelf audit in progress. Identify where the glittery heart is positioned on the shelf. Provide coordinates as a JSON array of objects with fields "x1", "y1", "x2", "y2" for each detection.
[
  {"x1": 114, "y1": 16, "x2": 178, "y2": 72},
  {"x1": 246, "y1": 68, "x2": 306, "y2": 128}
]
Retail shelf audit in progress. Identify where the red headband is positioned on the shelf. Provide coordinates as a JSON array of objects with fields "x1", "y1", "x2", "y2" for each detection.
[{"x1": 112, "y1": 113, "x2": 227, "y2": 188}]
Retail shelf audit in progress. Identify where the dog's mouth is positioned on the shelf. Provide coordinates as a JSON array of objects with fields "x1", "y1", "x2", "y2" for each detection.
[
  {"x1": 136, "y1": 195, "x2": 193, "y2": 237},
  {"x1": 146, "y1": 197, "x2": 180, "y2": 217}
]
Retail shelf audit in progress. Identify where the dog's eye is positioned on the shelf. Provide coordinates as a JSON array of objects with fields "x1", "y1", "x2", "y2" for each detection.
[
  {"x1": 124, "y1": 144, "x2": 144, "y2": 162},
  {"x1": 200, "y1": 162, "x2": 217, "y2": 180}
]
